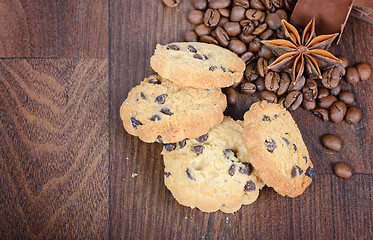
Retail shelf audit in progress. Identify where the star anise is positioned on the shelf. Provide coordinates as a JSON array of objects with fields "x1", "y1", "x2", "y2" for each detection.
[{"x1": 262, "y1": 17, "x2": 341, "y2": 87}]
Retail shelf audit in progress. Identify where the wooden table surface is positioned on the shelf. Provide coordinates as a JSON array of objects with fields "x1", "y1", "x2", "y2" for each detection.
[{"x1": 0, "y1": 1, "x2": 372, "y2": 239}]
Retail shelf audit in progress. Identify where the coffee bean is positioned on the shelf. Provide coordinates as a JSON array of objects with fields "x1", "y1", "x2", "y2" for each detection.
[
  {"x1": 345, "y1": 67, "x2": 360, "y2": 84},
  {"x1": 246, "y1": 9, "x2": 263, "y2": 21},
  {"x1": 252, "y1": 23, "x2": 267, "y2": 35},
  {"x1": 223, "y1": 87, "x2": 238, "y2": 105},
  {"x1": 321, "y1": 134, "x2": 341, "y2": 151},
  {"x1": 258, "y1": 46, "x2": 274, "y2": 60},
  {"x1": 276, "y1": 28, "x2": 285, "y2": 38},
  {"x1": 259, "y1": 29, "x2": 274, "y2": 40},
  {"x1": 193, "y1": 0, "x2": 208, "y2": 10},
  {"x1": 228, "y1": 164, "x2": 236, "y2": 176},
  {"x1": 244, "y1": 180, "x2": 256, "y2": 192},
  {"x1": 255, "y1": 77, "x2": 265, "y2": 91},
  {"x1": 214, "y1": 27, "x2": 230, "y2": 46},
  {"x1": 155, "y1": 94, "x2": 167, "y2": 104},
  {"x1": 228, "y1": 39, "x2": 247, "y2": 54},
  {"x1": 218, "y1": 16, "x2": 230, "y2": 27},
  {"x1": 333, "y1": 162, "x2": 352, "y2": 179},
  {"x1": 233, "y1": 0, "x2": 250, "y2": 8},
  {"x1": 196, "y1": 133, "x2": 209, "y2": 142},
  {"x1": 284, "y1": 91, "x2": 303, "y2": 111},
  {"x1": 257, "y1": 57, "x2": 268, "y2": 77},
  {"x1": 240, "y1": 19, "x2": 255, "y2": 35},
  {"x1": 253, "y1": 20, "x2": 259, "y2": 27},
  {"x1": 151, "y1": 114, "x2": 162, "y2": 121},
  {"x1": 303, "y1": 78, "x2": 318, "y2": 101},
  {"x1": 239, "y1": 163, "x2": 252, "y2": 175},
  {"x1": 160, "y1": 107, "x2": 173, "y2": 116},
  {"x1": 179, "y1": 139, "x2": 186, "y2": 148},
  {"x1": 204, "y1": 8, "x2": 220, "y2": 27},
  {"x1": 219, "y1": 8, "x2": 231, "y2": 17},
  {"x1": 312, "y1": 108, "x2": 329, "y2": 121},
  {"x1": 317, "y1": 87, "x2": 329, "y2": 99},
  {"x1": 162, "y1": 0, "x2": 180, "y2": 8},
  {"x1": 302, "y1": 99, "x2": 316, "y2": 110},
  {"x1": 277, "y1": 72, "x2": 291, "y2": 96},
  {"x1": 275, "y1": 9, "x2": 288, "y2": 20},
  {"x1": 289, "y1": 75, "x2": 305, "y2": 91},
  {"x1": 338, "y1": 56, "x2": 349, "y2": 68},
  {"x1": 188, "y1": 10, "x2": 204, "y2": 25},
  {"x1": 329, "y1": 83, "x2": 341, "y2": 96},
  {"x1": 164, "y1": 143, "x2": 176, "y2": 151},
  {"x1": 249, "y1": 38, "x2": 262, "y2": 52},
  {"x1": 260, "y1": 91, "x2": 277, "y2": 103},
  {"x1": 130, "y1": 117, "x2": 142, "y2": 129},
  {"x1": 329, "y1": 101, "x2": 347, "y2": 123},
  {"x1": 338, "y1": 90, "x2": 354, "y2": 105},
  {"x1": 250, "y1": 0, "x2": 265, "y2": 10},
  {"x1": 241, "y1": 51, "x2": 255, "y2": 64},
  {"x1": 200, "y1": 35, "x2": 219, "y2": 45},
  {"x1": 265, "y1": 139, "x2": 276, "y2": 152},
  {"x1": 345, "y1": 106, "x2": 362, "y2": 124},
  {"x1": 322, "y1": 72, "x2": 340, "y2": 89},
  {"x1": 223, "y1": 22, "x2": 241, "y2": 36},
  {"x1": 264, "y1": 71, "x2": 280, "y2": 91},
  {"x1": 192, "y1": 145, "x2": 204, "y2": 155},
  {"x1": 245, "y1": 61, "x2": 259, "y2": 81},
  {"x1": 167, "y1": 44, "x2": 179, "y2": 50},
  {"x1": 209, "y1": 0, "x2": 231, "y2": 9},
  {"x1": 240, "y1": 82, "x2": 256, "y2": 94},
  {"x1": 239, "y1": 33, "x2": 256, "y2": 44},
  {"x1": 356, "y1": 62, "x2": 371, "y2": 81},
  {"x1": 230, "y1": 6, "x2": 246, "y2": 21},
  {"x1": 317, "y1": 95, "x2": 337, "y2": 109},
  {"x1": 184, "y1": 30, "x2": 198, "y2": 42},
  {"x1": 195, "y1": 24, "x2": 212, "y2": 36},
  {"x1": 265, "y1": 13, "x2": 282, "y2": 30}
]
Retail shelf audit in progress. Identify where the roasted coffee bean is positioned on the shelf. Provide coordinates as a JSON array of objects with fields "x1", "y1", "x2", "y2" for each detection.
[
  {"x1": 200, "y1": 35, "x2": 219, "y2": 45},
  {"x1": 209, "y1": 0, "x2": 231, "y2": 9},
  {"x1": 338, "y1": 56, "x2": 349, "y2": 68},
  {"x1": 255, "y1": 77, "x2": 265, "y2": 91},
  {"x1": 265, "y1": 139, "x2": 276, "y2": 152},
  {"x1": 233, "y1": 0, "x2": 250, "y2": 8},
  {"x1": 240, "y1": 20, "x2": 255, "y2": 35},
  {"x1": 184, "y1": 30, "x2": 198, "y2": 42},
  {"x1": 167, "y1": 44, "x2": 179, "y2": 50},
  {"x1": 317, "y1": 87, "x2": 329, "y2": 99},
  {"x1": 329, "y1": 83, "x2": 342, "y2": 96},
  {"x1": 229, "y1": 39, "x2": 247, "y2": 54},
  {"x1": 272, "y1": 0, "x2": 284, "y2": 8},
  {"x1": 253, "y1": 20, "x2": 259, "y2": 27},
  {"x1": 160, "y1": 107, "x2": 173, "y2": 116},
  {"x1": 193, "y1": 0, "x2": 208, "y2": 10},
  {"x1": 345, "y1": 106, "x2": 362, "y2": 124},
  {"x1": 231, "y1": 6, "x2": 246, "y2": 21},
  {"x1": 312, "y1": 108, "x2": 329, "y2": 121},
  {"x1": 218, "y1": 16, "x2": 230, "y2": 27},
  {"x1": 223, "y1": 22, "x2": 241, "y2": 36},
  {"x1": 162, "y1": 0, "x2": 180, "y2": 8},
  {"x1": 130, "y1": 117, "x2": 142, "y2": 129},
  {"x1": 259, "y1": 29, "x2": 274, "y2": 40},
  {"x1": 321, "y1": 134, "x2": 341, "y2": 151},
  {"x1": 303, "y1": 78, "x2": 318, "y2": 101},
  {"x1": 317, "y1": 95, "x2": 337, "y2": 109},
  {"x1": 322, "y1": 72, "x2": 340, "y2": 89},
  {"x1": 239, "y1": 163, "x2": 252, "y2": 175},
  {"x1": 246, "y1": 9, "x2": 263, "y2": 21},
  {"x1": 333, "y1": 162, "x2": 352, "y2": 179},
  {"x1": 265, "y1": 13, "x2": 282, "y2": 30},
  {"x1": 188, "y1": 10, "x2": 204, "y2": 25},
  {"x1": 258, "y1": 45, "x2": 274, "y2": 59},
  {"x1": 345, "y1": 67, "x2": 360, "y2": 84},
  {"x1": 245, "y1": 61, "x2": 259, "y2": 81},
  {"x1": 204, "y1": 8, "x2": 220, "y2": 27},
  {"x1": 249, "y1": 38, "x2": 262, "y2": 52},
  {"x1": 252, "y1": 23, "x2": 267, "y2": 35},
  {"x1": 284, "y1": 91, "x2": 303, "y2": 111},
  {"x1": 264, "y1": 71, "x2": 280, "y2": 91},
  {"x1": 356, "y1": 62, "x2": 371, "y2": 81},
  {"x1": 302, "y1": 99, "x2": 316, "y2": 110},
  {"x1": 275, "y1": 9, "x2": 288, "y2": 20},
  {"x1": 257, "y1": 58, "x2": 268, "y2": 77},
  {"x1": 260, "y1": 91, "x2": 277, "y2": 103},
  {"x1": 276, "y1": 28, "x2": 285, "y2": 38},
  {"x1": 261, "y1": 0, "x2": 273, "y2": 9},
  {"x1": 338, "y1": 90, "x2": 354, "y2": 105},
  {"x1": 330, "y1": 101, "x2": 347, "y2": 123},
  {"x1": 241, "y1": 51, "x2": 255, "y2": 64},
  {"x1": 219, "y1": 8, "x2": 230, "y2": 17},
  {"x1": 164, "y1": 143, "x2": 176, "y2": 151},
  {"x1": 224, "y1": 87, "x2": 238, "y2": 105},
  {"x1": 250, "y1": 0, "x2": 265, "y2": 10},
  {"x1": 179, "y1": 139, "x2": 186, "y2": 148},
  {"x1": 195, "y1": 24, "x2": 212, "y2": 36},
  {"x1": 244, "y1": 180, "x2": 256, "y2": 192},
  {"x1": 196, "y1": 133, "x2": 209, "y2": 142},
  {"x1": 214, "y1": 27, "x2": 230, "y2": 46},
  {"x1": 277, "y1": 72, "x2": 291, "y2": 96},
  {"x1": 239, "y1": 33, "x2": 255, "y2": 44},
  {"x1": 289, "y1": 75, "x2": 305, "y2": 91},
  {"x1": 228, "y1": 164, "x2": 236, "y2": 176},
  {"x1": 155, "y1": 94, "x2": 167, "y2": 104},
  {"x1": 240, "y1": 82, "x2": 256, "y2": 94}
]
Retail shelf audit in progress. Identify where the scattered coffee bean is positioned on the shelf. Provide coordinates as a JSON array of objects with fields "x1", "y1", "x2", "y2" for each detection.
[
  {"x1": 245, "y1": 62, "x2": 259, "y2": 81},
  {"x1": 193, "y1": 0, "x2": 207, "y2": 10},
  {"x1": 345, "y1": 106, "x2": 362, "y2": 124},
  {"x1": 329, "y1": 101, "x2": 347, "y2": 123},
  {"x1": 266, "y1": 13, "x2": 282, "y2": 30},
  {"x1": 240, "y1": 82, "x2": 256, "y2": 94},
  {"x1": 215, "y1": 27, "x2": 230, "y2": 46},
  {"x1": 338, "y1": 56, "x2": 349, "y2": 68},
  {"x1": 204, "y1": 8, "x2": 221, "y2": 27},
  {"x1": 345, "y1": 66, "x2": 360, "y2": 84},
  {"x1": 249, "y1": 38, "x2": 262, "y2": 52},
  {"x1": 260, "y1": 91, "x2": 277, "y2": 103},
  {"x1": 321, "y1": 134, "x2": 341, "y2": 151},
  {"x1": 233, "y1": 0, "x2": 250, "y2": 8},
  {"x1": 250, "y1": 0, "x2": 265, "y2": 10},
  {"x1": 303, "y1": 78, "x2": 318, "y2": 101},
  {"x1": 252, "y1": 23, "x2": 268, "y2": 35},
  {"x1": 257, "y1": 58, "x2": 268, "y2": 77},
  {"x1": 275, "y1": 9, "x2": 288, "y2": 20},
  {"x1": 241, "y1": 51, "x2": 255, "y2": 64},
  {"x1": 333, "y1": 162, "x2": 352, "y2": 179},
  {"x1": 218, "y1": 16, "x2": 230, "y2": 27},
  {"x1": 196, "y1": 133, "x2": 209, "y2": 142},
  {"x1": 192, "y1": 145, "x2": 204, "y2": 155},
  {"x1": 219, "y1": 8, "x2": 230, "y2": 17},
  {"x1": 200, "y1": 35, "x2": 219, "y2": 45},
  {"x1": 356, "y1": 62, "x2": 371, "y2": 81},
  {"x1": 258, "y1": 44, "x2": 274, "y2": 58},
  {"x1": 312, "y1": 108, "x2": 329, "y2": 121},
  {"x1": 130, "y1": 117, "x2": 142, "y2": 129},
  {"x1": 223, "y1": 22, "x2": 241, "y2": 36},
  {"x1": 302, "y1": 99, "x2": 316, "y2": 110},
  {"x1": 164, "y1": 143, "x2": 176, "y2": 151},
  {"x1": 277, "y1": 72, "x2": 291, "y2": 96},
  {"x1": 289, "y1": 75, "x2": 305, "y2": 91},
  {"x1": 317, "y1": 95, "x2": 337, "y2": 109},
  {"x1": 317, "y1": 87, "x2": 329, "y2": 99},
  {"x1": 264, "y1": 71, "x2": 280, "y2": 91},
  {"x1": 255, "y1": 77, "x2": 265, "y2": 91},
  {"x1": 184, "y1": 30, "x2": 198, "y2": 42},
  {"x1": 240, "y1": 33, "x2": 256, "y2": 43},
  {"x1": 224, "y1": 87, "x2": 238, "y2": 105},
  {"x1": 229, "y1": 39, "x2": 247, "y2": 54},
  {"x1": 245, "y1": 9, "x2": 263, "y2": 21},
  {"x1": 277, "y1": 96, "x2": 285, "y2": 106},
  {"x1": 209, "y1": 0, "x2": 231, "y2": 9},
  {"x1": 188, "y1": 10, "x2": 205, "y2": 25},
  {"x1": 195, "y1": 23, "x2": 212, "y2": 36},
  {"x1": 329, "y1": 83, "x2": 341, "y2": 96},
  {"x1": 162, "y1": 0, "x2": 180, "y2": 8},
  {"x1": 284, "y1": 91, "x2": 303, "y2": 111},
  {"x1": 322, "y1": 71, "x2": 340, "y2": 89},
  {"x1": 338, "y1": 90, "x2": 354, "y2": 105},
  {"x1": 231, "y1": 6, "x2": 246, "y2": 21}
]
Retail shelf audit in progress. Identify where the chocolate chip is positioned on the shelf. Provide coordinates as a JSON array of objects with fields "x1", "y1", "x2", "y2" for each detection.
[
  {"x1": 156, "y1": 135, "x2": 163, "y2": 143},
  {"x1": 228, "y1": 69, "x2": 233, "y2": 73},
  {"x1": 140, "y1": 92, "x2": 146, "y2": 100},
  {"x1": 155, "y1": 94, "x2": 167, "y2": 104},
  {"x1": 186, "y1": 168, "x2": 196, "y2": 180},
  {"x1": 305, "y1": 167, "x2": 316, "y2": 178},
  {"x1": 209, "y1": 65, "x2": 218, "y2": 71},
  {"x1": 282, "y1": 137, "x2": 289, "y2": 145},
  {"x1": 303, "y1": 156, "x2": 308, "y2": 164},
  {"x1": 221, "y1": 66, "x2": 226, "y2": 72},
  {"x1": 203, "y1": 54, "x2": 209, "y2": 59},
  {"x1": 164, "y1": 143, "x2": 176, "y2": 151},
  {"x1": 160, "y1": 108, "x2": 173, "y2": 115},
  {"x1": 179, "y1": 139, "x2": 186, "y2": 149},
  {"x1": 224, "y1": 149, "x2": 237, "y2": 159},
  {"x1": 167, "y1": 44, "x2": 179, "y2": 50},
  {"x1": 164, "y1": 172, "x2": 171, "y2": 177},
  {"x1": 265, "y1": 139, "x2": 276, "y2": 153},
  {"x1": 228, "y1": 164, "x2": 236, "y2": 176},
  {"x1": 192, "y1": 145, "x2": 204, "y2": 155},
  {"x1": 148, "y1": 77, "x2": 160, "y2": 84},
  {"x1": 291, "y1": 165, "x2": 303, "y2": 178},
  {"x1": 239, "y1": 163, "x2": 252, "y2": 175},
  {"x1": 150, "y1": 114, "x2": 162, "y2": 121},
  {"x1": 244, "y1": 180, "x2": 256, "y2": 192},
  {"x1": 130, "y1": 117, "x2": 142, "y2": 129},
  {"x1": 262, "y1": 115, "x2": 270, "y2": 121},
  {"x1": 194, "y1": 53, "x2": 203, "y2": 59},
  {"x1": 293, "y1": 144, "x2": 297, "y2": 152},
  {"x1": 196, "y1": 133, "x2": 208, "y2": 142},
  {"x1": 188, "y1": 45, "x2": 197, "y2": 53}
]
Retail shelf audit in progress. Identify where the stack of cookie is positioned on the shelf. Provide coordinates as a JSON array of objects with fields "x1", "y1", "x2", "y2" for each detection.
[{"x1": 120, "y1": 42, "x2": 316, "y2": 213}]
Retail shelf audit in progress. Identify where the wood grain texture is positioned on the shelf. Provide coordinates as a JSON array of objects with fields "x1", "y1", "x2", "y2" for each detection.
[
  {"x1": 0, "y1": 59, "x2": 109, "y2": 239},
  {"x1": 0, "y1": 0, "x2": 108, "y2": 58},
  {"x1": 110, "y1": 0, "x2": 373, "y2": 239}
]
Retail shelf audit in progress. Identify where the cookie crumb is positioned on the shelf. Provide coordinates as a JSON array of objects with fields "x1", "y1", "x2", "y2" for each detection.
[{"x1": 131, "y1": 173, "x2": 138, "y2": 177}]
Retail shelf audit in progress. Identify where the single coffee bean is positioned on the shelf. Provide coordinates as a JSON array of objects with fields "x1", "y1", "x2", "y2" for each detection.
[
  {"x1": 223, "y1": 87, "x2": 238, "y2": 105},
  {"x1": 200, "y1": 35, "x2": 219, "y2": 45},
  {"x1": 275, "y1": 9, "x2": 288, "y2": 20},
  {"x1": 249, "y1": 38, "x2": 262, "y2": 52},
  {"x1": 162, "y1": 0, "x2": 180, "y2": 8},
  {"x1": 245, "y1": 61, "x2": 259, "y2": 81},
  {"x1": 246, "y1": 9, "x2": 263, "y2": 21},
  {"x1": 218, "y1": 8, "x2": 230, "y2": 17},
  {"x1": 241, "y1": 51, "x2": 255, "y2": 64},
  {"x1": 223, "y1": 22, "x2": 241, "y2": 36},
  {"x1": 252, "y1": 23, "x2": 267, "y2": 35},
  {"x1": 188, "y1": 10, "x2": 204, "y2": 25},
  {"x1": 338, "y1": 90, "x2": 354, "y2": 105},
  {"x1": 204, "y1": 8, "x2": 221, "y2": 27},
  {"x1": 318, "y1": 95, "x2": 337, "y2": 109},
  {"x1": 345, "y1": 106, "x2": 362, "y2": 124},
  {"x1": 193, "y1": 0, "x2": 208, "y2": 10},
  {"x1": 231, "y1": 6, "x2": 246, "y2": 21},
  {"x1": 303, "y1": 78, "x2": 318, "y2": 101},
  {"x1": 240, "y1": 20, "x2": 255, "y2": 35},
  {"x1": 312, "y1": 108, "x2": 329, "y2": 121},
  {"x1": 258, "y1": 45, "x2": 274, "y2": 59},
  {"x1": 183, "y1": 30, "x2": 198, "y2": 42},
  {"x1": 218, "y1": 16, "x2": 230, "y2": 27},
  {"x1": 250, "y1": 0, "x2": 265, "y2": 10},
  {"x1": 257, "y1": 57, "x2": 268, "y2": 77},
  {"x1": 329, "y1": 101, "x2": 347, "y2": 123},
  {"x1": 317, "y1": 87, "x2": 329, "y2": 99},
  {"x1": 277, "y1": 72, "x2": 290, "y2": 96},
  {"x1": 260, "y1": 91, "x2": 277, "y2": 103},
  {"x1": 239, "y1": 33, "x2": 256, "y2": 44},
  {"x1": 321, "y1": 134, "x2": 342, "y2": 151},
  {"x1": 195, "y1": 24, "x2": 212, "y2": 36},
  {"x1": 261, "y1": 0, "x2": 273, "y2": 9},
  {"x1": 214, "y1": 27, "x2": 230, "y2": 46},
  {"x1": 302, "y1": 99, "x2": 316, "y2": 110},
  {"x1": 265, "y1": 13, "x2": 282, "y2": 30},
  {"x1": 345, "y1": 67, "x2": 360, "y2": 84},
  {"x1": 253, "y1": 20, "x2": 259, "y2": 27},
  {"x1": 333, "y1": 162, "x2": 352, "y2": 179},
  {"x1": 284, "y1": 91, "x2": 303, "y2": 111},
  {"x1": 322, "y1": 67, "x2": 341, "y2": 89},
  {"x1": 289, "y1": 75, "x2": 305, "y2": 91},
  {"x1": 264, "y1": 71, "x2": 280, "y2": 91},
  {"x1": 209, "y1": 0, "x2": 231, "y2": 9},
  {"x1": 338, "y1": 56, "x2": 349, "y2": 68},
  {"x1": 272, "y1": 0, "x2": 284, "y2": 8},
  {"x1": 240, "y1": 82, "x2": 257, "y2": 94},
  {"x1": 259, "y1": 29, "x2": 274, "y2": 40},
  {"x1": 276, "y1": 28, "x2": 285, "y2": 38},
  {"x1": 284, "y1": 0, "x2": 296, "y2": 11},
  {"x1": 255, "y1": 77, "x2": 265, "y2": 91},
  {"x1": 329, "y1": 83, "x2": 341, "y2": 96},
  {"x1": 233, "y1": 0, "x2": 250, "y2": 8},
  {"x1": 356, "y1": 62, "x2": 371, "y2": 81},
  {"x1": 229, "y1": 39, "x2": 247, "y2": 54}
]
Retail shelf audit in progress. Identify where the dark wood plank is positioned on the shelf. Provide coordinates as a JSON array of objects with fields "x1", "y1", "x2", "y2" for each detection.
[
  {"x1": 0, "y1": 59, "x2": 109, "y2": 239},
  {"x1": 0, "y1": 0, "x2": 108, "y2": 58}
]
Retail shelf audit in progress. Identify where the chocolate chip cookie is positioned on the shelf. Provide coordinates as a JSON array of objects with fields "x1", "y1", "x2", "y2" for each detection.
[
  {"x1": 120, "y1": 75, "x2": 227, "y2": 143},
  {"x1": 242, "y1": 101, "x2": 315, "y2": 197},
  {"x1": 150, "y1": 42, "x2": 245, "y2": 89},
  {"x1": 162, "y1": 117, "x2": 264, "y2": 213}
]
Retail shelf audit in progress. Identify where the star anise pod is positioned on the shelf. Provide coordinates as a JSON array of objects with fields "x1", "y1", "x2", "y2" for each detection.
[{"x1": 261, "y1": 17, "x2": 341, "y2": 87}]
